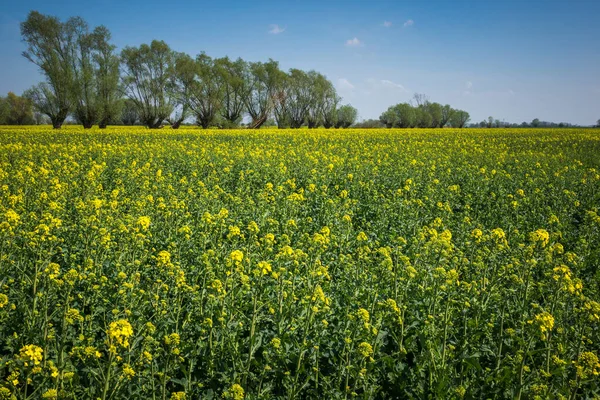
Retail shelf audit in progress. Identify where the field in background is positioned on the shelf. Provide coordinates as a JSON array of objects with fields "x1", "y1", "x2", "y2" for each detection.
[{"x1": 1, "y1": 127, "x2": 600, "y2": 399}]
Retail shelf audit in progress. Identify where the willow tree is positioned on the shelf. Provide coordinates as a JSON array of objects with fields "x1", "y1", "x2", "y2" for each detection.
[
  {"x1": 306, "y1": 72, "x2": 337, "y2": 129},
  {"x1": 335, "y1": 104, "x2": 358, "y2": 128},
  {"x1": 121, "y1": 40, "x2": 175, "y2": 128},
  {"x1": 245, "y1": 59, "x2": 280, "y2": 129},
  {"x1": 21, "y1": 11, "x2": 83, "y2": 128},
  {"x1": 188, "y1": 53, "x2": 223, "y2": 129},
  {"x1": 216, "y1": 57, "x2": 250, "y2": 128},
  {"x1": 93, "y1": 27, "x2": 121, "y2": 128}
]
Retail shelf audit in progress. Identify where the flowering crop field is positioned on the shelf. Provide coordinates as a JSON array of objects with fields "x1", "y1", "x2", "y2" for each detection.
[{"x1": 1, "y1": 126, "x2": 600, "y2": 399}]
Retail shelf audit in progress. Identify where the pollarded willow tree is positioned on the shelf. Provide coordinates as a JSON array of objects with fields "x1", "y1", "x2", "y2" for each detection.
[
  {"x1": 449, "y1": 110, "x2": 471, "y2": 128},
  {"x1": 216, "y1": 57, "x2": 251, "y2": 128},
  {"x1": 168, "y1": 52, "x2": 196, "y2": 129},
  {"x1": 121, "y1": 40, "x2": 176, "y2": 128},
  {"x1": 245, "y1": 59, "x2": 281, "y2": 129},
  {"x1": 21, "y1": 11, "x2": 82, "y2": 128},
  {"x1": 188, "y1": 53, "x2": 224, "y2": 129},
  {"x1": 92, "y1": 27, "x2": 121, "y2": 128},
  {"x1": 285, "y1": 69, "x2": 313, "y2": 129},
  {"x1": 335, "y1": 104, "x2": 358, "y2": 128},
  {"x1": 306, "y1": 72, "x2": 336, "y2": 129}
]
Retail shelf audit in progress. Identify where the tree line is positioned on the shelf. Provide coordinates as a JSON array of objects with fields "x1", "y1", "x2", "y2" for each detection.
[
  {"x1": 18, "y1": 11, "x2": 357, "y2": 129},
  {"x1": 469, "y1": 117, "x2": 586, "y2": 128},
  {"x1": 379, "y1": 94, "x2": 471, "y2": 128}
]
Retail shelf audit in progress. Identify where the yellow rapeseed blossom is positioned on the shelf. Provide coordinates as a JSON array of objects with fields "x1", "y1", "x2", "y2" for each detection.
[
  {"x1": 107, "y1": 319, "x2": 134, "y2": 348},
  {"x1": 529, "y1": 229, "x2": 550, "y2": 247},
  {"x1": 19, "y1": 344, "x2": 43, "y2": 367},
  {"x1": 358, "y1": 342, "x2": 373, "y2": 358},
  {"x1": 223, "y1": 383, "x2": 245, "y2": 400}
]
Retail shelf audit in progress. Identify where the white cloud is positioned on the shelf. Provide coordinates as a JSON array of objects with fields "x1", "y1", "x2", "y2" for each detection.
[
  {"x1": 268, "y1": 24, "x2": 285, "y2": 34},
  {"x1": 345, "y1": 37, "x2": 362, "y2": 47},
  {"x1": 338, "y1": 78, "x2": 355, "y2": 90},
  {"x1": 381, "y1": 80, "x2": 408, "y2": 92},
  {"x1": 466, "y1": 81, "x2": 473, "y2": 89},
  {"x1": 383, "y1": 21, "x2": 392, "y2": 28},
  {"x1": 403, "y1": 19, "x2": 414, "y2": 27}
]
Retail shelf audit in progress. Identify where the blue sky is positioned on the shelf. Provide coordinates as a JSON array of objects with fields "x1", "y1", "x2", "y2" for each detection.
[{"x1": 1, "y1": 0, "x2": 599, "y2": 125}]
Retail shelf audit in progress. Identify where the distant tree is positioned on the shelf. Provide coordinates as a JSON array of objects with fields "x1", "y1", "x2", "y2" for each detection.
[
  {"x1": 415, "y1": 106, "x2": 433, "y2": 128},
  {"x1": 21, "y1": 11, "x2": 84, "y2": 128},
  {"x1": 285, "y1": 69, "x2": 312, "y2": 128},
  {"x1": 92, "y1": 26, "x2": 121, "y2": 128},
  {"x1": 321, "y1": 84, "x2": 339, "y2": 129},
  {"x1": 215, "y1": 57, "x2": 250, "y2": 128},
  {"x1": 168, "y1": 52, "x2": 196, "y2": 128},
  {"x1": 412, "y1": 93, "x2": 429, "y2": 107},
  {"x1": 121, "y1": 40, "x2": 176, "y2": 128},
  {"x1": 440, "y1": 104, "x2": 453, "y2": 127},
  {"x1": 0, "y1": 97, "x2": 9, "y2": 124},
  {"x1": 531, "y1": 118, "x2": 540, "y2": 128},
  {"x1": 494, "y1": 119, "x2": 501, "y2": 128},
  {"x1": 335, "y1": 104, "x2": 358, "y2": 128},
  {"x1": 245, "y1": 59, "x2": 281, "y2": 129},
  {"x1": 487, "y1": 116, "x2": 494, "y2": 128},
  {"x1": 4, "y1": 92, "x2": 34, "y2": 124},
  {"x1": 188, "y1": 53, "x2": 224, "y2": 129},
  {"x1": 353, "y1": 119, "x2": 384, "y2": 128},
  {"x1": 450, "y1": 110, "x2": 470, "y2": 128},
  {"x1": 427, "y1": 102, "x2": 443, "y2": 128},
  {"x1": 379, "y1": 103, "x2": 415, "y2": 128},
  {"x1": 596, "y1": 119, "x2": 600, "y2": 128},
  {"x1": 306, "y1": 72, "x2": 335, "y2": 129},
  {"x1": 379, "y1": 107, "x2": 396, "y2": 128}
]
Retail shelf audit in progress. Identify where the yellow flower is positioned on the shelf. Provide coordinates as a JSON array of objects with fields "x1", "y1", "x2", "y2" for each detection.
[
  {"x1": 0, "y1": 293, "x2": 8, "y2": 308},
  {"x1": 247, "y1": 221, "x2": 259, "y2": 234},
  {"x1": 223, "y1": 383, "x2": 244, "y2": 400},
  {"x1": 42, "y1": 389, "x2": 58, "y2": 399},
  {"x1": 357, "y1": 308, "x2": 370, "y2": 324},
  {"x1": 471, "y1": 228, "x2": 483, "y2": 240},
  {"x1": 270, "y1": 337, "x2": 281, "y2": 349},
  {"x1": 531, "y1": 312, "x2": 554, "y2": 340},
  {"x1": 122, "y1": 363, "x2": 135, "y2": 379},
  {"x1": 19, "y1": 344, "x2": 43, "y2": 367},
  {"x1": 137, "y1": 216, "x2": 151, "y2": 230},
  {"x1": 164, "y1": 333, "x2": 181, "y2": 346},
  {"x1": 65, "y1": 308, "x2": 84, "y2": 324},
  {"x1": 107, "y1": 319, "x2": 134, "y2": 348},
  {"x1": 157, "y1": 250, "x2": 171, "y2": 266},
  {"x1": 575, "y1": 352, "x2": 600, "y2": 379},
  {"x1": 356, "y1": 232, "x2": 368, "y2": 242},
  {"x1": 529, "y1": 229, "x2": 550, "y2": 247},
  {"x1": 230, "y1": 250, "x2": 244, "y2": 264},
  {"x1": 170, "y1": 392, "x2": 187, "y2": 400},
  {"x1": 358, "y1": 342, "x2": 373, "y2": 358}
]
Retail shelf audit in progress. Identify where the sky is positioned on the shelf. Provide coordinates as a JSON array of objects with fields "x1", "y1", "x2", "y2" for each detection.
[{"x1": 1, "y1": 0, "x2": 599, "y2": 125}]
